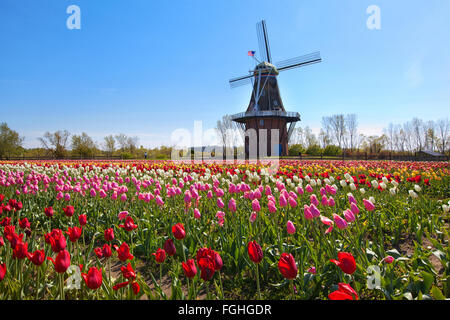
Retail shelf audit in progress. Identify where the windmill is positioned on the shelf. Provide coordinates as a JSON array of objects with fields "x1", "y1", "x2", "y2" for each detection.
[{"x1": 229, "y1": 20, "x2": 322, "y2": 157}]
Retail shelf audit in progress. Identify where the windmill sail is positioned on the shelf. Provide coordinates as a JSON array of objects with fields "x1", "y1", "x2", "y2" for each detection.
[{"x1": 256, "y1": 20, "x2": 272, "y2": 63}]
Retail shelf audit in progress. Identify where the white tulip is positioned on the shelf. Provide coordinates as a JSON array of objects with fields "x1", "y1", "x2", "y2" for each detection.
[
  {"x1": 371, "y1": 180, "x2": 379, "y2": 188},
  {"x1": 414, "y1": 184, "x2": 421, "y2": 192},
  {"x1": 350, "y1": 183, "x2": 356, "y2": 190},
  {"x1": 408, "y1": 190, "x2": 418, "y2": 199},
  {"x1": 359, "y1": 188, "x2": 366, "y2": 194}
]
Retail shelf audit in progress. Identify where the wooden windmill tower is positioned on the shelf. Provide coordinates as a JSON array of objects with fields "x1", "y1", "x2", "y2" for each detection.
[{"x1": 230, "y1": 20, "x2": 322, "y2": 157}]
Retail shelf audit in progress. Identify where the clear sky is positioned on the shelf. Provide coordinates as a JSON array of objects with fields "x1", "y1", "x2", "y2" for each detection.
[{"x1": 1, "y1": 0, "x2": 449, "y2": 148}]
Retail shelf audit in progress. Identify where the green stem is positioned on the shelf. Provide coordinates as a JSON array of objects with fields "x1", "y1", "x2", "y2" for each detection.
[{"x1": 255, "y1": 264, "x2": 261, "y2": 299}]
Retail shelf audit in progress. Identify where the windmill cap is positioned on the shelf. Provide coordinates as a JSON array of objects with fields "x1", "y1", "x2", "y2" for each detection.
[{"x1": 254, "y1": 62, "x2": 279, "y2": 75}]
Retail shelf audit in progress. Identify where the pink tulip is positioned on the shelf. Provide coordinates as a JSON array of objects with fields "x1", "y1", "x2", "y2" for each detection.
[
  {"x1": 268, "y1": 200, "x2": 277, "y2": 213},
  {"x1": 118, "y1": 211, "x2": 129, "y2": 220},
  {"x1": 305, "y1": 184, "x2": 313, "y2": 193},
  {"x1": 343, "y1": 209, "x2": 355, "y2": 223},
  {"x1": 304, "y1": 205, "x2": 313, "y2": 220},
  {"x1": 279, "y1": 194, "x2": 288, "y2": 207},
  {"x1": 383, "y1": 256, "x2": 394, "y2": 264},
  {"x1": 321, "y1": 195, "x2": 328, "y2": 206},
  {"x1": 333, "y1": 213, "x2": 348, "y2": 229},
  {"x1": 252, "y1": 199, "x2": 261, "y2": 212},
  {"x1": 217, "y1": 198, "x2": 224, "y2": 209},
  {"x1": 286, "y1": 220, "x2": 296, "y2": 234},
  {"x1": 363, "y1": 199, "x2": 375, "y2": 211},
  {"x1": 328, "y1": 197, "x2": 335, "y2": 207},
  {"x1": 194, "y1": 208, "x2": 201, "y2": 219},
  {"x1": 310, "y1": 204, "x2": 321, "y2": 218},
  {"x1": 350, "y1": 202, "x2": 360, "y2": 215},
  {"x1": 288, "y1": 196, "x2": 297, "y2": 208},
  {"x1": 310, "y1": 194, "x2": 319, "y2": 207},
  {"x1": 249, "y1": 211, "x2": 257, "y2": 223},
  {"x1": 228, "y1": 198, "x2": 237, "y2": 212}
]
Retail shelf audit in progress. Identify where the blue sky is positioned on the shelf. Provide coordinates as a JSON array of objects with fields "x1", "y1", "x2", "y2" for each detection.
[{"x1": 1, "y1": 0, "x2": 449, "y2": 148}]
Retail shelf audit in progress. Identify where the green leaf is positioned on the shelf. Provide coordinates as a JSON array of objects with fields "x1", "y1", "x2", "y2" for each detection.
[
  {"x1": 430, "y1": 286, "x2": 445, "y2": 300},
  {"x1": 385, "y1": 249, "x2": 402, "y2": 259},
  {"x1": 421, "y1": 271, "x2": 434, "y2": 293}
]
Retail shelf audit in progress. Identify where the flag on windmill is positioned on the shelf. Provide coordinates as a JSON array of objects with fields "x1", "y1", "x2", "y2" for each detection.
[{"x1": 248, "y1": 50, "x2": 255, "y2": 57}]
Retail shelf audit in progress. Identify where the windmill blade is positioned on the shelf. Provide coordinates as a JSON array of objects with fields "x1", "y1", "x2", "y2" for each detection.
[
  {"x1": 229, "y1": 74, "x2": 253, "y2": 88},
  {"x1": 256, "y1": 20, "x2": 272, "y2": 63},
  {"x1": 276, "y1": 51, "x2": 322, "y2": 72}
]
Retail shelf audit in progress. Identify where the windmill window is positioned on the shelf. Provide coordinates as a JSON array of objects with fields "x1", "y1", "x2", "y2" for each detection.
[
  {"x1": 259, "y1": 119, "x2": 264, "y2": 126},
  {"x1": 274, "y1": 100, "x2": 278, "y2": 106}
]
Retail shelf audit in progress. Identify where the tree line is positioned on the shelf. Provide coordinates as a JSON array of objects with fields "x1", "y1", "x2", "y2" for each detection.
[
  {"x1": 0, "y1": 124, "x2": 172, "y2": 160},
  {"x1": 289, "y1": 115, "x2": 449, "y2": 156}
]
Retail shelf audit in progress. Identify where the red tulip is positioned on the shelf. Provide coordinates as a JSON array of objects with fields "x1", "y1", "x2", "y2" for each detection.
[
  {"x1": 66, "y1": 226, "x2": 82, "y2": 242},
  {"x1": 152, "y1": 248, "x2": 166, "y2": 264},
  {"x1": 0, "y1": 263, "x2": 6, "y2": 282},
  {"x1": 82, "y1": 267, "x2": 103, "y2": 290},
  {"x1": 172, "y1": 223, "x2": 185, "y2": 240},
  {"x1": 27, "y1": 249, "x2": 45, "y2": 266},
  {"x1": 104, "y1": 228, "x2": 114, "y2": 242},
  {"x1": 132, "y1": 281, "x2": 140, "y2": 295},
  {"x1": 44, "y1": 207, "x2": 54, "y2": 218},
  {"x1": 63, "y1": 205, "x2": 75, "y2": 217},
  {"x1": 116, "y1": 242, "x2": 134, "y2": 261},
  {"x1": 0, "y1": 217, "x2": 11, "y2": 227},
  {"x1": 12, "y1": 241, "x2": 28, "y2": 259},
  {"x1": 46, "y1": 229, "x2": 67, "y2": 253},
  {"x1": 78, "y1": 214, "x2": 87, "y2": 226},
  {"x1": 102, "y1": 243, "x2": 112, "y2": 258},
  {"x1": 19, "y1": 218, "x2": 30, "y2": 230},
  {"x1": 163, "y1": 239, "x2": 176, "y2": 256},
  {"x1": 198, "y1": 257, "x2": 215, "y2": 281},
  {"x1": 94, "y1": 247, "x2": 103, "y2": 258},
  {"x1": 118, "y1": 216, "x2": 138, "y2": 232},
  {"x1": 247, "y1": 241, "x2": 263, "y2": 264},
  {"x1": 330, "y1": 252, "x2": 356, "y2": 275},
  {"x1": 6, "y1": 232, "x2": 23, "y2": 250},
  {"x1": 120, "y1": 263, "x2": 136, "y2": 280},
  {"x1": 328, "y1": 283, "x2": 358, "y2": 300},
  {"x1": 48, "y1": 249, "x2": 71, "y2": 273},
  {"x1": 182, "y1": 259, "x2": 197, "y2": 279},
  {"x1": 0, "y1": 236, "x2": 3, "y2": 247},
  {"x1": 278, "y1": 253, "x2": 298, "y2": 279}
]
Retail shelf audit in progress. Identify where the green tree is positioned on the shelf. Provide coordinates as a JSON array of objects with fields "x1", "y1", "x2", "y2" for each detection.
[
  {"x1": 72, "y1": 132, "x2": 97, "y2": 158},
  {"x1": 0, "y1": 123, "x2": 24, "y2": 158}
]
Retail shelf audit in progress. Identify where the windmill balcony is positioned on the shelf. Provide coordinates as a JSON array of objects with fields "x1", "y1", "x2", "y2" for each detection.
[{"x1": 231, "y1": 110, "x2": 300, "y2": 123}]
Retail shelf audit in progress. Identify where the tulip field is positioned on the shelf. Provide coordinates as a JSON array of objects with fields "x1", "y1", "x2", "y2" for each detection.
[{"x1": 0, "y1": 159, "x2": 449, "y2": 300}]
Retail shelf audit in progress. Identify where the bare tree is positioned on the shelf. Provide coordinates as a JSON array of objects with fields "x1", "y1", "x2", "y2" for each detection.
[
  {"x1": 115, "y1": 133, "x2": 128, "y2": 151},
  {"x1": 321, "y1": 116, "x2": 332, "y2": 147},
  {"x1": 383, "y1": 123, "x2": 395, "y2": 151},
  {"x1": 104, "y1": 135, "x2": 116, "y2": 157},
  {"x1": 328, "y1": 114, "x2": 346, "y2": 148},
  {"x1": 411, "y1": 118, "x2": 425, "y2": 151},
  {"x1": 216, "y1": 115, "x2": 242, "y2": 149},
  {"x1": 436, "y1": 118, "x2": 449, "y2": 154},
  {"x1": 39, "y1": 130, "x2": 70, "y2": 159},
  {"x1": 345, "y1": 114, "x2": 358, "y2": 151},
  {"x1": 318, "y1": 129, "x2": 331, "y2": 149}
]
